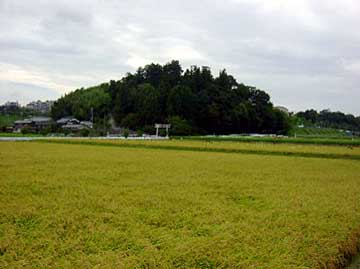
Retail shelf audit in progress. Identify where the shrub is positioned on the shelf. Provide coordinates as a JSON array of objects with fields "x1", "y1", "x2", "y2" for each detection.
[
  {"x1": 123, "y1": 128, "x2": 129, "y2": 139},
  {"x1": 21, "y1": 127, "x2": 32, "y2": 135},
  {"x1": 80, "y1": 129, "x2": 90, "y2": 137},
  {"x1": 136, "y1": 129, "x2": 144, "y2": 137},
  {"x1": 169, "y1": 116, "x2": 192, "y2": 136},
  {"x1": 40, "y1": 127, "x2": 52, "y2": 136}
]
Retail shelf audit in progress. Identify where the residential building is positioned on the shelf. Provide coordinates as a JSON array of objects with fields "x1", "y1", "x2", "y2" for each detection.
[
  {"x1": 14, "y1": 117, "x2": 53, "y2": 132},
  {"x1": 4, "y1": 101, "x2": 20, "y2": 109},
  {"x1": 56, "y1": 117, "x2": 93, "y2": 131},
  {"x1": 26, "y1": 100, "x2": 54, "y2": 114}
]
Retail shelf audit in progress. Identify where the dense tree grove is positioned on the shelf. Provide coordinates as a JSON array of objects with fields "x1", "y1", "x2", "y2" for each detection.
[
  {"x1": 51, "y1": 84, "x2": 111, "y2": 122},
  {"x1": 51, "y1": 61, "x2": 291, "y2": 135},
  {"x1": 296, "y1": 109, "x2": 360, "y2": 131}
]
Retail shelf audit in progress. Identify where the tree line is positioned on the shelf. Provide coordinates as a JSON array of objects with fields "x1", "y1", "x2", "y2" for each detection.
[
  {"x1": 51, "y1": 60, "x2": 291, "y2": 135},
  {"x1": 296, "y1": 109, "x2": 360, "y2": 131}
]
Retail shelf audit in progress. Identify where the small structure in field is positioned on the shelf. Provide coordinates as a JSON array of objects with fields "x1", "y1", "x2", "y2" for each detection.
[{"x1": 154, "y1": 123, "x2": 171, "y2": 137}]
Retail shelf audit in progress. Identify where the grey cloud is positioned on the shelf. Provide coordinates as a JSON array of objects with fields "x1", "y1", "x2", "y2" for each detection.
[
  {"x1": 0, "y1": 81, "x2": 59, "y2": 105},
  {"x1": 0, "y1": 0, "x2": 359, "y2": 114}
]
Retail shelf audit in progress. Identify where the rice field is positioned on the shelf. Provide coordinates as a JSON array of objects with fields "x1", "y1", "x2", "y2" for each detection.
[
  {"x1": 1, "y1": 140, "x2": 360, "y2": 268},
  {"x1": 80, "y1": 138, "x2": 360, "y2": 156},
  {"x1": 38, "y1": 138, "x2": 360, "y2": 160}
]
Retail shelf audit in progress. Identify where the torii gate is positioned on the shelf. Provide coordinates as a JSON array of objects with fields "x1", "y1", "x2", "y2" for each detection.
[{"x1": 154, "y1": 123, "x2": 171, "y2": 138}]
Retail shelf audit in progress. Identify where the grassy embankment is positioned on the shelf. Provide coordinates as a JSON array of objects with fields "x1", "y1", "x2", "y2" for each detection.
[
  {"x1": 174, "y1": 135, "x2": 360, "y2": 147},
  {"x1": 291, "y1": 127, "x2": 350, "y2": 138},
  {"x1": 35, "y1": 138, "x2": 360, "y2": 161},
  {"x1": 1, "y1": 140, "x2": 360, "y2": 268},
  {"x1": 0, "y1": 133, "x2": 42, "y2": 137}
]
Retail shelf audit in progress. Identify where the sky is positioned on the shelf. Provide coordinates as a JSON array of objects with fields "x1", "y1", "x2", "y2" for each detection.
[{"x1": 0, "y1": 0, "x2": 359, "y2": 115}]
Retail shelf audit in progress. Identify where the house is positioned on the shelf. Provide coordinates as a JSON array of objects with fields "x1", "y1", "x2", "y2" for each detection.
[
  {"x1": 14, "y1": 117, "x2": 53, "y2": 132},
  {"x1": 80, "y1": 121, "x2": 93, "y2": 129},
  {"x1": 31, "y1": 117, "x2": 53, "y2": 126},
  {"x1": 56, "y1": 117, "x2": 93, "y2": 131},
  {"x1": 13, "y1": 119, "x2": 33, "y2": 132},
  {"x1": 56, "y1": 117, "x2": 80, "y2": 126},
  {"x1": 62, "y1": 122, "x2": 93, "y2": 131}
]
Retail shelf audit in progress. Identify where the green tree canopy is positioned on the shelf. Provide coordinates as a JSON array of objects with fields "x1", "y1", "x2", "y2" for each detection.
[{"x1": 51, "y1": 61, "x2": 291, "y2": 135}]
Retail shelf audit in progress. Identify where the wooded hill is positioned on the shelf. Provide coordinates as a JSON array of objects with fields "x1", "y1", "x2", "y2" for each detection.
[{"x1": 51, "y1": 61, "x2": 291, "y2": 135}]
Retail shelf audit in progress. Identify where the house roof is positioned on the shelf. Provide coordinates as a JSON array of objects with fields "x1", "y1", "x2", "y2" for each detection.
[
  {"x1": 29, "y1": 117, "x2": 52, "y2": 123},
  {"x1": 14, "y1": 119, "x2": 32, "y2": 124},
  {"x1": 62, "y1": 124, "x2": 85, "y2": 130},
  {"x1": 56, "y1": 117, "x2": 79, "y2": 124},
  {"x1": 80, "y1": 121, "x2": 93, "y2": 128}
]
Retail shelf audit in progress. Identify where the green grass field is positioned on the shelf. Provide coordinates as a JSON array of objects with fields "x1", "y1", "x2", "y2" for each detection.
[{"x1": 1, "y1": 141, "x2": 360, "y2": 268}]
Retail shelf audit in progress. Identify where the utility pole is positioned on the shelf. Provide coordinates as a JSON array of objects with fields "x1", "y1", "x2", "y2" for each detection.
[
  {"x1": 91, "y1": 107, "x2": 94, "y2": 124},
  {"x1": 103, "y1": 114, "x2": 106, "y2": 135}
]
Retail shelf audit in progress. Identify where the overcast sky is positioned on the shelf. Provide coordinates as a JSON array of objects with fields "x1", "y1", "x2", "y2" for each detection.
[{"x1": 0, "y1": 0, "x2": 359, "y2": 114}]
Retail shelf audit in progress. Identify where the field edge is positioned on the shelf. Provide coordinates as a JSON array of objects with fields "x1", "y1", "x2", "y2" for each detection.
[{"x1": 22, "y1": 139, "x2": 360, "y2": 161}]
